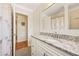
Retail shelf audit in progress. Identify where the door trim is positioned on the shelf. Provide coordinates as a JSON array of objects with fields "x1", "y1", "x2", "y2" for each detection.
[{"x1": 15, "y1": 13, "x2": 28, "y2": 50}]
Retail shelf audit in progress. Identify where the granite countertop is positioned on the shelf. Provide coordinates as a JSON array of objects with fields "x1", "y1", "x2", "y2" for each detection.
[{"x1": 31, "y1": 35, "x2": 79, "y2": 55}]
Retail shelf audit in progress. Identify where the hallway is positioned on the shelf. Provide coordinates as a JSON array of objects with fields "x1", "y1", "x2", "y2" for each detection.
[{"x1": 0, "y1": 3, "x2": 79, "y2": 56}]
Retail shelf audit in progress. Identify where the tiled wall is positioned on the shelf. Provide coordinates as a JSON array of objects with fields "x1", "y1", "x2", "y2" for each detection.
[
  {"x1": 0, "y1": 4, "x2": 2, "y2": 56},
  {"x1": 1, "y1": 4, "x2": 12, "y2": 56}
]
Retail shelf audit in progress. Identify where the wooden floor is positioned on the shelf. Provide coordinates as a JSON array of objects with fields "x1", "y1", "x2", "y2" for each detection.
[{"x1": 16, "y1": 40, "x2": 28, "y2": 50}]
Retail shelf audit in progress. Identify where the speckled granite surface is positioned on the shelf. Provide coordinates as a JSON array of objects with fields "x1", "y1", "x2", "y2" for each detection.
[
  {"x1": 40, "y1": 32, "x2": 79, "y2": 42},
  {"x1": 32, "y1": 34, "x2": 79, "y2": 55}
]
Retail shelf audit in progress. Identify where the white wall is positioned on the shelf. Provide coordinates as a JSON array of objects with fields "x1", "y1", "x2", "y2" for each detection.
[
  {"x1": 16, "y1": 14, "x2": 28, "y2": 42},
  {"x1": 32, "y1": 4, "x2": 49, "y2": 35}
]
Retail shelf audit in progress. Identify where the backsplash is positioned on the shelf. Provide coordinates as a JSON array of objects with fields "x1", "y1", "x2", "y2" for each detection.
[{"x1": 40, "y1": 32, "x2": 79, "y2": 42}]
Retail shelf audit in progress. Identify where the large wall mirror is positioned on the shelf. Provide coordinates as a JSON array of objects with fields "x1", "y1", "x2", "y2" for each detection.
[
  {"x1": 40, "y1": 3, "x2": 79, "y2": 34},
  {"x1": 40, "y1": 3, "x2": 65, "y2": 33},
  {"x1": 51, "y1": 6, "x2": 65, "y2": 31}
]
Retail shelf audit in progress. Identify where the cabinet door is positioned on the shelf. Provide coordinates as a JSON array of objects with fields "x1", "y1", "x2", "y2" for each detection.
[
  {"x1": 40, "y1": 42, "x2": 58, "y2": 56},
  {"x1": 31, "y1": 38, "x2": 35, "y2": 56},
  {"x1": 37, "y1": 45, "x2": 45, "y2": 56},
  {"x1": 37, "y1": 40, "x2": 56, "y2": 56},
  {"x1": 34, "y1": 39, "x2": 39, "y2": 56},
  {"x1": 31, "y1": 37, "x2": 37, "y2": 56},
  {"x1": 37, "y1": 40, "x2": 45, "y2": 56},
  {"x1": 31, "y1": 38, "x2": 42, "y2": 56}
]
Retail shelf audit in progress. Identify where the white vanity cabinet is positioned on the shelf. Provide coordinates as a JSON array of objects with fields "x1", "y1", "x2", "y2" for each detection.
[
  {"x1": 31, "y1": 36, "x2": 49, "y2": 56},
  {"x1": 31, "y1": 36, "x2": 72, "y2": 56},
  {"x1": 31, "y1": 37, "x2": 37, "y2": 56},
  {"x1": 38, "y1": 39, "x2": 71, "y2": 56},
  {"x1": 31, "y1": 37, "x2": 43, "y2": 56}
]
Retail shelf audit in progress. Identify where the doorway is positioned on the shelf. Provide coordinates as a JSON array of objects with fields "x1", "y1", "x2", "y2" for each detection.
[{"x1": 15, "y1": 13, "x2": 31, "y2": 56}]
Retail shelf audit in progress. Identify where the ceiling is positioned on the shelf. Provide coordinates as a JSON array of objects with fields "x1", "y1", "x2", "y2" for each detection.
[{"x1": 16, "y1": 3, "x2": 42, "y2": 11}]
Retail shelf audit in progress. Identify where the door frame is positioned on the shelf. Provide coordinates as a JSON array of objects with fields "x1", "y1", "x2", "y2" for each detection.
[{"x1": 15, "y1": 13, "x2": 28, "y2": 50}]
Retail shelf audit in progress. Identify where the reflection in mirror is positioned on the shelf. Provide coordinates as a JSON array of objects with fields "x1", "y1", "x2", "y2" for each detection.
[
  {"x1": 69, "y1": 4, "x2": 79, "y2": 29},
  {"x1": 51, "y1": 6, "x2": 65, "y2": 31}
]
